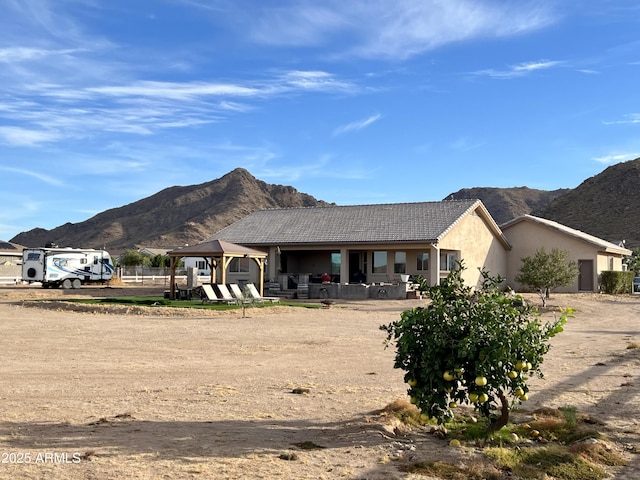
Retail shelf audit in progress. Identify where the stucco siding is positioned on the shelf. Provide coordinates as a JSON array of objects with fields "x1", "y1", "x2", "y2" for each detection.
[
  {"x1": 504, "y1": 221, "x2": 609, "y2": 292},
  {"x1": 439, "y1": 209, "x2": 508, "y2": 288}
]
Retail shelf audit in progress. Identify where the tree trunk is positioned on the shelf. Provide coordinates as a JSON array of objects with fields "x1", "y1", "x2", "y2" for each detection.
[{"x1": 489, "y1": 390, "x2": 510, "y2": 432}]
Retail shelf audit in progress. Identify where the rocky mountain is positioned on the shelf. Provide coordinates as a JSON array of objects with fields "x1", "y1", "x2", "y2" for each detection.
[
  {"x1": 11, "y1": 168, "x2": 334, "y2": 251},
  {"x1": 443, "y1": 187, "x2": 569, "y2": 225},
  {"x1": 536, "y1": 157, "x2": 640, "y2": 248},
  {"x1": 11, "y1": 158, "x2": 640, "y2": 252}
]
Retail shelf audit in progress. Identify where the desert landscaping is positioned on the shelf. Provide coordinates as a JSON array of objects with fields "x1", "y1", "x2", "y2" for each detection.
[{"x1": 0, "y1": 286, "x2": 638, "y2": 479}]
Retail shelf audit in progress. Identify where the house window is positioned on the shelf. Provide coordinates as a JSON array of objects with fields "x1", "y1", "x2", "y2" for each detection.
[
  {"x1": 608, "y1": 257, "x2": 614, "y2": 270},
  {"x1": 196, "y1": 260, "x2": 206, "y2": 270},
  {"x1": 417, "y1": 253, "x2": 429, "y2": 271},
  {"x1": 394, "y1": 252, "x2": 406, "y2": 274},
  {"x1": 372, "y1": 251, "x2": 387, "y2": 274},
  {"x1": 229, "y1": 257, "x2": 250, "y2": 273},
  {"x1": 440, "y1": 252, "x2": 457, "y2": 271},
  {"x1": 331, "y1": 253, "x2": 341, "y2": 275}
]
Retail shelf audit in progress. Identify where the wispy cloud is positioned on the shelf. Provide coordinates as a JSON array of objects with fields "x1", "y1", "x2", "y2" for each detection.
[
  {"x1": 593, "y1": 153, "x2": 640, "y2": 164},
  {"x1": 0, "y1": 166, "x2": 65, "y2": 186},
  {"x1": 0, "y1": 126, "x2": 61, "y2": 146},
  {"x1": 603, "y1": 113, "x2": 640, "y2": 125},
  {"x1": 333, "y1": 114, "x2": 382, "y2": 136},
  {"x1": 472, "y1": 60, "x2": 564, "y2": 79},
  {"x1": 0, "y1": 71, "x2": 360, "y2": 144},
  {"x1": 449, "y1": 137, "x2": 484, "y2": 152},
  {"x1": 242, "y1": 0, "x2": 556, "y2": 60}
]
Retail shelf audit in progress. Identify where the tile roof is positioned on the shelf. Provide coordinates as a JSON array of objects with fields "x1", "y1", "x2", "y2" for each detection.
[
  {"x1": 205, "y1": 200, "x2": 484, "y2": 246},
  {"x1": 0, "y1": 240, "x2": 24, "y2": 253},
  {"x1": 501, "y1": 215, "x2": 633, "y2": 255},
  {"x1": 168, "y1": 239, "x2": 267, "y2": 256}
]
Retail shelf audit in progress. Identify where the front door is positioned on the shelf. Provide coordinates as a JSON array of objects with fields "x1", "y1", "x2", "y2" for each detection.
[{"x1": 578, "y1": 260, "x2": 594, "y2": 291}]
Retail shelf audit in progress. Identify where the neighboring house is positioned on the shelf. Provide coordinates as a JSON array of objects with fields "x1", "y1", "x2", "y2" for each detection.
[
  {"x1": 0, "y1": 240, "x2": 24, "y2": 283},
  {"x1": 137, "y1": 247, "x2": 172, "y2": 258},
  {"x1": 204, "y1": 200, "x2": 511, "y2": 294},
  {"x1": 501, "y1": 215, "x2": 632, "y2": 293},
  {"x1": 0, "y1": 240, "x2": 23, "y2": 265}
]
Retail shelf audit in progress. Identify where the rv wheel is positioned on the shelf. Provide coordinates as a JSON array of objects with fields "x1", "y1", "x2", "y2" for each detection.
[
  {"x1": 72, "y1": 279, "x2": 81, "y2": 289},
  {"x1": 62, "y1": 279, "x2": 72, "y2": 289}
]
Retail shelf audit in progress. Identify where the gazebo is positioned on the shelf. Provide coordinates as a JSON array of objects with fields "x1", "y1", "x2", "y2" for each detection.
[{"x1": 166, "y1": 240, "x2": 268, "y2": 300}]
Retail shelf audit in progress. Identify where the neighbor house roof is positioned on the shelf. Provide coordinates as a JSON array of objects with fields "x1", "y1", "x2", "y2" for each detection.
[
  {"x1": 501, "y1": 215, "x2": 632, "y2": 256},
  {"x1": 205, "y1": 199, "x2": 510, "y2": 248},
  {"x1": 0, "y1": 240, "x2": 24, "y2": 255}
]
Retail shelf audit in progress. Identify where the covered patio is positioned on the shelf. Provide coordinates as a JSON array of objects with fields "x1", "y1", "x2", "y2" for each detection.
[{"x1": 166, "y1": 240, "x2": 268, "y2": 300}]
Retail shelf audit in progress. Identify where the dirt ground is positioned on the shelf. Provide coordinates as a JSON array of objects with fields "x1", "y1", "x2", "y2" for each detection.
[{"x1": 0, "y1": 285, "x2": 638, "y2": 479}]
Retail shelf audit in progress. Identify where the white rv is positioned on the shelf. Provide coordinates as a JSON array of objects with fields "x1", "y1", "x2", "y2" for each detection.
[{"x1": 22, "y1": 247, "x2": 114, "y2": 289}]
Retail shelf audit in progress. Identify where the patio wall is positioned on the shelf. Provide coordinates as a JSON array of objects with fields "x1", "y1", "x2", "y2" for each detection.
[{"x1": 308, "y1": 282, "x2": 408, "y2": 300}]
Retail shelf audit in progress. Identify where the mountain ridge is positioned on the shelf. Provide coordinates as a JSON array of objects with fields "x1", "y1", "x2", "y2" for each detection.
[
  {"x1": 11, "y1": 168, "x2": 334, "y2": 251},
  {"x1": 10, "y1": 158, "x2": 640, "y2": 251}
]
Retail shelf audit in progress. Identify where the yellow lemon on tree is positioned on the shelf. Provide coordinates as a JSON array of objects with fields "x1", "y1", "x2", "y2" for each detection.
[
  {"x1": 508, "y1": 371, "x2": 518, "y2": 379},
  {"x1": 443, "y1": 371, "x2": 455, "y2": 381},
  {"x1": 475, "y1": 376, "x2": 488, "y2": 387},
  {"x1": 408, "y1": 378, "x2": 418, "y2": 387},
  {"x1": 478, "y1": 393, "x2": 489, "y2": 403}
]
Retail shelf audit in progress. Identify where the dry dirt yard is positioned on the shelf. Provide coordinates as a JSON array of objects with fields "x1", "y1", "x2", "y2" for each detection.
[{"x1": 0, "y1": 286, "x2": 638, "y2": 479}]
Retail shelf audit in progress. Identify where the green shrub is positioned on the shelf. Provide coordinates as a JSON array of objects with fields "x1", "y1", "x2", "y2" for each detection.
[{"x1": 600, "y1": 271, "x2": 634, "y2": 294}]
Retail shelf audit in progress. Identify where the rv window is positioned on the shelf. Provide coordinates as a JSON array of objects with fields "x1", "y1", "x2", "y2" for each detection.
[
  {"x1": 93, "y1": 256, "x2": 98, "y2": 265},
  {"x1": 81, "y1": 258, "x2": 87, "y2": 264}
]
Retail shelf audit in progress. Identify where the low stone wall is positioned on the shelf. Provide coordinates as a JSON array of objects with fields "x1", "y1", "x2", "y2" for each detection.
[{"x1": 308, "y1": 282, "x2": 408, "y2": 300}]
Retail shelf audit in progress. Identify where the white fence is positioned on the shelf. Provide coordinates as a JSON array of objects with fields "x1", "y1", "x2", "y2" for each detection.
[
  {"x1": 0, "y1": 275, "x2": 21, "y2": 285},
  {"x1": 118, "y1": 274, "x2": 212, "y2": 286}
]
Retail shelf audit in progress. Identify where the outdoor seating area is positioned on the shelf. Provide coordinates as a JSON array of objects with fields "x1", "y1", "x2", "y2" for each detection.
[{"x1": 196, "y1": 283, "x2": 280, "y2": 304}]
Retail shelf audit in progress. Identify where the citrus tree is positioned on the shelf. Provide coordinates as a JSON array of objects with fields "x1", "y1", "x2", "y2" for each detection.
[{"x1": 381, "y1": 263, "x2": 570, "y2": 432}]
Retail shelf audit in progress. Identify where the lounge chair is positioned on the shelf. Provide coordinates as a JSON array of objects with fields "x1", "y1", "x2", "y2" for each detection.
[
  {"x1": 216, "y1": 284, "x2": 239, "y2": 304},
  {"x1": 246, "y1": 283, "x2": 280, "y2": 303},
  {"x1": 229, "y1": 283, "x2": 246, "y2": 302},
  {"x1": 200, "y1": 284, "x2": 220, "y2": 303}
]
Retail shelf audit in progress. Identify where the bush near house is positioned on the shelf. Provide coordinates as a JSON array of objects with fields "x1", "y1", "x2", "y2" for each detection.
[{"x1": 600, "y1": 270, "x2": 635, "y2": 294}]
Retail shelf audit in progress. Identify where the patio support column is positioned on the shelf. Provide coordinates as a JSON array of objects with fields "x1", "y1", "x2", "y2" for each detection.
[
  {"x1": 268, "y1": 246, "x2": 279, "y2": 281},
  {"x1": 257, "y1": 258, "x2": 265, "y2": 295},
  {"x1": 430, "y1": 245, "x2": 440, "y2": 286},
  {"x1": 340, "y1": 247, "x2": 349, "y2": 283}
]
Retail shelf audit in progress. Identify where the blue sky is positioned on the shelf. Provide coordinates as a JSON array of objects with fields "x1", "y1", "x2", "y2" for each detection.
[{"x1": 2, "y1": 1, "x2": 640, "y2": 242}]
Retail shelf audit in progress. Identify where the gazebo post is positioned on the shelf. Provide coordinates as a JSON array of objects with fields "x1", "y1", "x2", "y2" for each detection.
[
  {"x1": 169, "y1": 256, "x2": 177, "y2": 300},
  {"x1": 253, "y1": 257, "x2": 265, "y2": 296}
]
